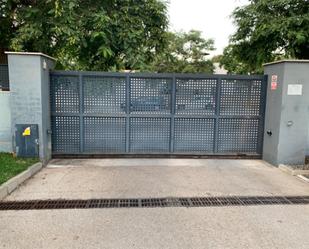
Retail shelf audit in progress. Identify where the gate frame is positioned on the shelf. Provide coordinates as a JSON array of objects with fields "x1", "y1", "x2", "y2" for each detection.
[{"x1": 50, "y1": 70, "x2": 268, "y2": 157}]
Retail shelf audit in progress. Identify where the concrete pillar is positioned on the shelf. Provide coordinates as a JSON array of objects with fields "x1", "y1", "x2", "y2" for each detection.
[
  {"x1": 263, "y1": 60, "x2": 309, "y2": 165},
  {"x1": 6, "y1": 52, "x2": 55, "y2": 163}
]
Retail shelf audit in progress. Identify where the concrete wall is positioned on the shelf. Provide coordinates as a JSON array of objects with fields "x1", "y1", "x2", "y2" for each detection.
[
  {"x1": 278, "y1": 62, "x2": 309, "y2": 164},
  {"x1": 7, "y1": 52, "x2": 55, "y2": 163},
  {"x1": 263, "y1": 63, "x2": 284, "y2": 165},
  {"x1": 0, "y1": 92, "x2": 12, "y2": 152},
  {"x1": 306, "y1": 127, "x2": 309, "y2": 157},
  {"x1": 263, "y1": 61, "x2": 309, "y2": 165},
  {"x1": 307, "y1": 124, "x2": 309, "y2": 156}
]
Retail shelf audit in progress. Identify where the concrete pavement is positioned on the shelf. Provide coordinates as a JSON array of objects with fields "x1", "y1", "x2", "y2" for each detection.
[
  {"x1": 1, "y1": 159, "x2": 309, "y2": 249},
  {"x1": 1, "y1": 205, "x2": 309, "y2": 249},
  {"x1": 5, "y1": 159, "x2": 309, "y2": 200}
]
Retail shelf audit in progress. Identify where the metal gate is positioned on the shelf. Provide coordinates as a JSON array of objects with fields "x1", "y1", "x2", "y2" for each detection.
[
  {"x1": 50, "y1": 71, "x2": 267, "y2": 156},
  {"x1": 0, "y1": 65, "x2": 9, "y2": 90}
]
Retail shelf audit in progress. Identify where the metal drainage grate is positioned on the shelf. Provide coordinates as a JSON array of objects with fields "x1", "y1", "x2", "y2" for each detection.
[{"x1": 0, "y1": 196, "x2": 309, "y2": 211}]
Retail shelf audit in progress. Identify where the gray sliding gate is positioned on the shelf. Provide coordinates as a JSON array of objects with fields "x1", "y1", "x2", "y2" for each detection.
[
  {"x1": 50, "y1": 71, "x2": 267, "y2": 156},
  {"x1": 0, "y1": 65, "x2": 9, "y2": 90}
]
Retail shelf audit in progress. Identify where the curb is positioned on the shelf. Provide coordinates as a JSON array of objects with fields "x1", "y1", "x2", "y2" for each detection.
[
  {"x1": 0, "y1": 162, "x2": 43, "y2": 200},
  {"x1": 278, "y1": 164, "x2": 309, "y2": 176},
  {"x1": 297, "y1": 175, "x2": 309, "y2": 183}
]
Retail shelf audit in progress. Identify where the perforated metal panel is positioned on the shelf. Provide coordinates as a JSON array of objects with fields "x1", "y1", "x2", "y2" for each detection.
[
  {"x1": 174, "y1": 118, "x2": 215, "y2": 152},
  {"x1": 83, "y1": 76, "x2": 126, "y2": 114},
  {"x1": 50, "y1": 72, "x2": 267, "y2": 156},
  {"x1": 84, "y1": 117, "x2": 126, "y2": 153},
  {"x1": 176, "y1": 78, "x2": 217, "y2": 115},
  {"x1": 130, "y1": 77, "x2": 172, "y2": 114},
  {"x1": 130, "y1": 118, "x2": 170, "y2": 153},
  {"x1": 0, "y1": 65, "x2": 9, "y2": 90},
  {"x1": 51, "y1": 116, "x2": 80, "y2": 153},
  {"x1": 220, "y1": 79, "x2": 262, "y2": 116},
  {"x1": 51, "y1": 75, "x2": 79, "y2": 113},
  {"x1": 218, "y1": 119, "x2": 260, "y2": 153}
]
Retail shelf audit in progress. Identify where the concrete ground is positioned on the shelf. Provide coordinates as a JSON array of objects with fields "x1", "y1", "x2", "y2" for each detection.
[
  {"x1": 1, "y1": 159, "x2": 309, "y2": 249},
  {"x1": 5, "y1": 159, "x2": 309, "y2": 200}
]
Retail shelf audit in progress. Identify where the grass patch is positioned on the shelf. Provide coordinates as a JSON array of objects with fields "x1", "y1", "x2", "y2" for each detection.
[{"x1": 0, "y1": 153, "x2": 39, "y2": 185}]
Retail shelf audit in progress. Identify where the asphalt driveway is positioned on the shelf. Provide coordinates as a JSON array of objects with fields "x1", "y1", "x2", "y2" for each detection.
[{"x1": 1, "y1": 159, "x2": 309, "y2": 249}]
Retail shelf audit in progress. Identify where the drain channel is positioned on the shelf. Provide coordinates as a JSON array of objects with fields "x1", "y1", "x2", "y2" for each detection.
[{"x1": 1, "y1": 196, "x2": 309, "y2": 211}]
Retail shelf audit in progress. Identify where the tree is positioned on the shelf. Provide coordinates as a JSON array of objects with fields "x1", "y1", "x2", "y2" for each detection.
[
  {"x1": 221, "y1": 0, "x2": 309, "y2": 74},
  {"x1": 219, "y1": 45, "x2": 256, "y2": 74},
  {"x1": 0, "y1": 0, "x2": 168, "y2": 70},
  {"x1": 142, "y1": 30, "x2": 215, "y2": 73}
]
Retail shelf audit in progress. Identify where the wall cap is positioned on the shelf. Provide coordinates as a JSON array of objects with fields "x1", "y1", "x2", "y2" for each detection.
[
  {"x1": 5, "y1": 51, "x2": 56, "y2": 61},
  {"x1": 263, "y1": 59, "x2": 309, "y2": 66}
]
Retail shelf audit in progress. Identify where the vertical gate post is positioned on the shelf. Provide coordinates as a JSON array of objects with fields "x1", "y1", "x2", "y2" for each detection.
[
  {"x1": 125, "y1": 74, "x2": 130, "y2": 153},
  {"x1": 263, "y1": 60, "x2": 309, "y2": 165},
  {"x1": 213, "y1": 77, "x2": 222, "y2": 153},
  {"x1": 79, "y1": 73, "x2": 84, "y2": 153},
  {"x1": 170, "y1": 74, "x2": 176, "y2": 153},
  {"x1": 257, "y1": 75, "x2": 268, "y2": 155},
  {"x1": 6, "y1": 52, "x2": 55, "y2": 163}
]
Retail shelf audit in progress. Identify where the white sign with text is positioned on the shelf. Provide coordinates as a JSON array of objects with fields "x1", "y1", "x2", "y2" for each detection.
[{"x1": 287, "y1": 84, "x2": 302, "y2": 95}]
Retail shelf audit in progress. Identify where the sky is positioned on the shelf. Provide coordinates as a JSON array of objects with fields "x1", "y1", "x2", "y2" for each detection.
[{"x1": 168, "y1": 0, "x2": 249, "y2": 56}]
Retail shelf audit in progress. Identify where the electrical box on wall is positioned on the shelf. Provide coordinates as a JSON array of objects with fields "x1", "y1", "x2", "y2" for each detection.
[{"x1": 15, "y1": 124, "x2": 39, "y2": 157}]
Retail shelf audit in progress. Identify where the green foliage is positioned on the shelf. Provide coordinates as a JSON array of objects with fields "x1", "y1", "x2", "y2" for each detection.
[
  {"x1": 0, "y1": 153, "x2": 38, "y2": 185},
  {"x1": 142, "y1": 30, "x2": 215, "y2": 73},
  {"x1": 220, "y1": 45, "x2": 261, "y2": 74},
  {"x1": 221, "y1": 0, "x2": 309, "y2": 74},
  {"x1": 0, "y1": 0, "x2": 168, "y2": 71},
  {"x1": 211, "y1": 55, "x2": 222, "y2": 64}
]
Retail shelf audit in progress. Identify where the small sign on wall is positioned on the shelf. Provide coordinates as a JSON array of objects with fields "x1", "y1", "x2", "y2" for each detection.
[
  {"x1": 22, "y1": 127, "x2": 31, "y2": 136},
  {"x1": 271, "y1": 75, "x2": 278, "y2": 90},
  {"x1": 271, "y1": 75, "x2": 278, "y2": 82},
  {"x1": 271, "y1": 82, "x2": 277, "y2": 90},
  {"x1": 287, "y1": 84, "x2": 302, "y2": 95}
]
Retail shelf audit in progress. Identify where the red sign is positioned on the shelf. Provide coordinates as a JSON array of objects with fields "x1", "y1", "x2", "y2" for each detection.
[
  {"x1": 271, "y1": 82, "x2": 277, "y2": 90},
  {"x1": 271, "y1": 75, "x2": 278, "y2": 90}
]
